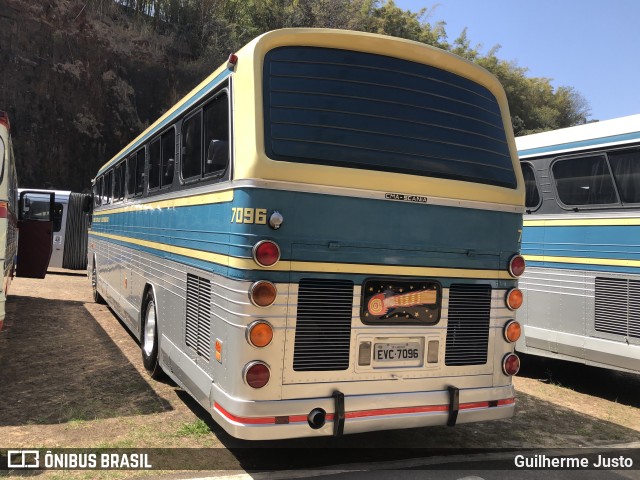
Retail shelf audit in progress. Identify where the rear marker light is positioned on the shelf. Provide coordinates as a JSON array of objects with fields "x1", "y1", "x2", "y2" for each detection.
[
  {"x1": 506, "y1": 288, "x2": 523, "y2": 310},
  {"x1": 249, "y1": 280, "x2": 277, "y2": 307},
  {"x1": 247, "y1": 321, "x2": 273, "y2": 348},
  {"x1": 508, "y1": 254, "x2": 526, "y2": 277},
  {"x1": 253, "y1": 240, "x2": 280, "y2": 267},
  {"x1": 227, "y1": 53, "x2": 238, "y2": 68},
  {"x1": 502, "y1": 353, "x2": 520, "y2": 376},
  {"x1": 215, "y1": 339, "x2": 223, "y2": 363},
  {"x1": 244, "y1": 361, "x2": 270, "y2": 389},
  {"x1": 0, "y1": 202, "x2": 7, "y2": 219},
  {"x1": 503, "y1": 320, "x2": 522, "y2": 343}
]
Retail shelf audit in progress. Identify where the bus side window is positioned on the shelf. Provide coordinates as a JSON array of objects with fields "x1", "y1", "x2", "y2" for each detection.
[
  {"x1": 127, "y1": 155, "x2": 136, "y2": 198},
  {"x1": 204, "y1": 92, "x2": 229, "y2": 177},
  {"x1": 552, "y1": 155, "x2": 618, "y2": 206},
  {"x1": 149, "y1": 139, "x2": 161, "y2": 190},
  {"x1": 608, "y1": 148, "x2": 640, "y2": 204},
  {"x1": 161, "y1": 129, "x2": 175, "y2": 188},
  {"x1": 182, "y1": 112, "x2": 202, "y2": 180},
  {"x1": 104, "y1": 170, "x2": 113, "y2": 205},
  {"x1": 96, "y1": 176, "x2": 103, "y2": 206},
  {"x1": 135, "y1": 149, "x2": 145, "y2": 196},
  {"x1": 521, "y1": 163, "x2": 540, "y2": 211}
]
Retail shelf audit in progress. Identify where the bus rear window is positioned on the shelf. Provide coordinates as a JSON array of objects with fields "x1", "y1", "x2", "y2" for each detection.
[{"x1": 263, "y1": 47, "x2": 516, "y2": 188}]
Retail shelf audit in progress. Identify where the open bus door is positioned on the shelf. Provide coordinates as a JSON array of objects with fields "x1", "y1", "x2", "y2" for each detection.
[{"x1": 17, "y1": 190, "x2": 54, "y2": 278}]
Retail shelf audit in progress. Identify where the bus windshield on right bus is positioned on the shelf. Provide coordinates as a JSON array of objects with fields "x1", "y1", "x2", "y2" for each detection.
[{"x1": 517, "y1": 114, "x2": 640, "y2": 374}]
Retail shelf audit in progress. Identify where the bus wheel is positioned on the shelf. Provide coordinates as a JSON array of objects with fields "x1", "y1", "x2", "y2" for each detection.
[
  {"x1": 91, "y1": 261, "x2": 105, "y2": 304},
  {"x1": 141, "y1": 290, "x2": 164, "y2": 379}
]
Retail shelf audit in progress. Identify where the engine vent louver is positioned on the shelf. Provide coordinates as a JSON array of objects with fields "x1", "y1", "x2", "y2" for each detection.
[
  {"x1": 445, "y1": 284, "x2": 492, "y2": 366},
  {"x1": 293, "y1": 279, "x2": 354, "y2": 371},
  {"x1": 186, "y1": 273, "x2": 212, "y2": 361},
  {"x1": 595, "y1": 277, "x2": 640, "y2": 338}
]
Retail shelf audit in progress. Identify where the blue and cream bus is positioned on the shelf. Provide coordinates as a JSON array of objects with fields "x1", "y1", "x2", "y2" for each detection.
[
  {"x1": 517, "y1": 114, "x2": 640, "y2": 374},
  {"x1": 89, "y1": 28, "x2": 525, "y2": 440}
]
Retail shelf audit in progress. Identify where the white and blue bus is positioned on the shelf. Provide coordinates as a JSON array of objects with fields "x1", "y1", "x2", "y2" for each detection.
[
  {"x1": 89, "y1": 29, "x2": 526, "y2": 440},
  {"x1": 517, "y1": 114, "x2": 640, "y2": 373}
]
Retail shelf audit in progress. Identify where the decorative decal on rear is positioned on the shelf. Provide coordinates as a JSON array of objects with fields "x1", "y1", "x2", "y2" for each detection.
[{"x1": 362, "y1": 279, "x2": 441, "y2": 325}]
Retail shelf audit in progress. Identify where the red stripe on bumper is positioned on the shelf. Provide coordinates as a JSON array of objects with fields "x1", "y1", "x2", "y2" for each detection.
[{"x1": 214, "y1": 397, "x2": 515, "y2": 425}]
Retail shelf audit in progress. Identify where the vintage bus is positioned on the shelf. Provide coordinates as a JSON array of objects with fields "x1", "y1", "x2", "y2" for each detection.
[
  {"x1": 88, "y1": 29, "x2": 525, "y2": 440},
  {"x1": 0, "y1": 111, "x2": 18, "y2": 330},
  {"x1": 18, "y1": 189, "x2": 90, "y2": 271},
  {"x1": 516, "y1": 114, "x2": 640, "y2": 373},
  {"x1": 0, "y1": 112, "x2": 55, "y2": 331}
]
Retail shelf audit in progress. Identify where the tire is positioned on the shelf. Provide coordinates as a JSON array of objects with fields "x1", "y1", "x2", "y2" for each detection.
[
  {"x1": 91, "y1": 260, "x2": 106, "y2": 304},
  {"x1": 141, "y1": 289, "x2": 164, "y2": 379}
]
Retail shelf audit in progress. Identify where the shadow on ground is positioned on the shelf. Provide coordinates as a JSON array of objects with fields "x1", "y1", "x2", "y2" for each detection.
[
  {"x1": 0, "y1": 295, "x2": 172, "y2": 426},
  {"x1": 174, "y1": 381, "x2": 640, "y2": 472},
  {"x1": 518, "y1": 353, "x2": 640, "y2": 408}
]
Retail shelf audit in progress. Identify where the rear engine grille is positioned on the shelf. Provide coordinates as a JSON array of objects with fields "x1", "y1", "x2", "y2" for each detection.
[
  {"x1": 595, "y1": 277, "x2": 640, "y2": 338},
  {"x1": 185, "y1": 273, "x2": 212, "y2": 361},
  {"x1": 445, "y1": 284, "x2": 492, "y2": 366},
  {"x1": 293, "y1": 278, "x2": 354, "y2": 371}
]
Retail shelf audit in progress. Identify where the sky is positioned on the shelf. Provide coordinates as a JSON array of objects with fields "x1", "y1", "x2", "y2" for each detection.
[{"x1": 394, "y1": 0, "x2": 640, "y2": 122}]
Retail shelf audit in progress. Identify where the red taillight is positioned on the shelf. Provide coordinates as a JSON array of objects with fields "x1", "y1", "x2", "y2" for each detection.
[
  {"x1": 0, "y1": 202, "x2": 7, "y2": 219},
  {"x1": 253, "y1": 240, "x2": 280, "y2": 267},
  {"x1": 506, "y1": 288, "x2": 523, "y2": 310},
  {"x1": 502, "y1": 353, "x2": 521, "y2": 376},
  {"x1": 508, "y1": 255, "x2": 526, "y2": 277},
  {"x1": 244, "y1": 361, "x2": 270, "y2": 388},
  {"x1": 227, "y1": 53, "x2": 238, "y2": 68},
  {"x1": 503, "y1": 320, "x2": 522, "y2": 343}
]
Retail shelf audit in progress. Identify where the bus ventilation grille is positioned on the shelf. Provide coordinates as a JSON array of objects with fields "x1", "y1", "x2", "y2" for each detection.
[
  {"x1": 293, "y1": 278, "x2": 354, "y2": 371},
  {"x1": 185, "y1": 273, "x2": 212, "y2": 361},
  {"x1": 445, "y1": 284, "x2": 492, "y2": 366},
  {"x1": 595, "y1": 277, "x2": 640, "y2": 338}
]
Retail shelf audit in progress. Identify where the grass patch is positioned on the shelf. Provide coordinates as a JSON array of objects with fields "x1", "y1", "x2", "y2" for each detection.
[{"x1": 175, "y1": 419, "x2": 211, "y2": 437}]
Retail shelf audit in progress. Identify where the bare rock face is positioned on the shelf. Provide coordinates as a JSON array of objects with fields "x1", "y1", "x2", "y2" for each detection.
[{"x1": 0, "y1": 0, "x2": 196, "y2": 191}]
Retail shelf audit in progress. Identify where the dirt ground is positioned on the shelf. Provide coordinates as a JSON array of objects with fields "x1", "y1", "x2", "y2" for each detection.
[{"x1": 1, "y1": 271, "x2": 639, "y2": 477}]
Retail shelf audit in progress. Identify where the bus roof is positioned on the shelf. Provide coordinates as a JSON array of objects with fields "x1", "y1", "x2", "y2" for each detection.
[{"x1": 516, "y1": 114, "x2": 640, "y2": 159}]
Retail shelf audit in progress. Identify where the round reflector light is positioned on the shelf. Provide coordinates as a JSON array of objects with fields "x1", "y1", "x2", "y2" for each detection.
[
  {"x1": 506, "y1": 288, "x2": 524, "y2": 310},
  {"x1": 503, "y1": 320, "x2": 522, "y2": 343},
  {"x1": 249, "y1": 280, "x2": 277, "y2": 307},
  {"x1": 244, "y1": 361, "x2": 270, "y2": 388},
  {"x1": 502, "y1": 353, "x2": 521, "y2": 376},
  {"x1": 247, "y1": 321, "x2": 274, "y2": 348},
  {"x1": 509, "y1": 255, "x2": 526, "y2": 277},
  {"x1": 253, "y1": 240, "x2": 281, "y2": 267}
]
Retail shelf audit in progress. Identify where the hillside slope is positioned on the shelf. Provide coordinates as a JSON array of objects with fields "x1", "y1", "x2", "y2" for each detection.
[{"x1": 0, "y1": 0, "x2": 201, "y2": 191}]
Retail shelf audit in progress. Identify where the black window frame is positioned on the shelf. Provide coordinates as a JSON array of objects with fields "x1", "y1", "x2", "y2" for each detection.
[
  {"x1": 521, "y1": 162, "x2": 542, "y2": 213},
  {"x1": 179, "y1": 86, "x2": 231, "y2": 187},
  {"x1": 550, "y1": 154, "x2": 620, "y2": 210},
  {"x1": 148, "y1": 126, "x2": 176, "y2": 192}
]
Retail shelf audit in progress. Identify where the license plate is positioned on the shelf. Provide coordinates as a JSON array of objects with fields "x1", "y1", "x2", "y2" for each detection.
[{"x1": 373, "y1": 341, "x2": 423, "y2": 366}]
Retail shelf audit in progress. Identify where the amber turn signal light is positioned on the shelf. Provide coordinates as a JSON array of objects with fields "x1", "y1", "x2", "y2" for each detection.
[
  {"x1": 506, "y1": 288, "x2": 523, "y2": 310},
  {"x1": 247, "y1": 321, "x2": 273, "y2": 348},
  {"x1": 503, "y1": 320, "x2": 522, "y2": 343},
  {"x1": 249, "y1": 280, "x2": 277, "y2": 307}
]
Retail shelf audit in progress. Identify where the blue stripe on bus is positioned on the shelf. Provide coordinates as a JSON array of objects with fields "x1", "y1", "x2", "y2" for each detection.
[
  {"x1": 517, "y1": 131, "x2": 640, "y2": 158},
  {"x1": 522, "y1": 224, "x2": 640, "y2": 260},
  {"x1": 91, "y1": 188, "x2": 522, "y2": 270},
  {"x1": 524, "y1": 259, "x2": 640, "y2": 275},
  {"x1": 89, "y1": 231, "x2": 513, "y2": 287}
]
